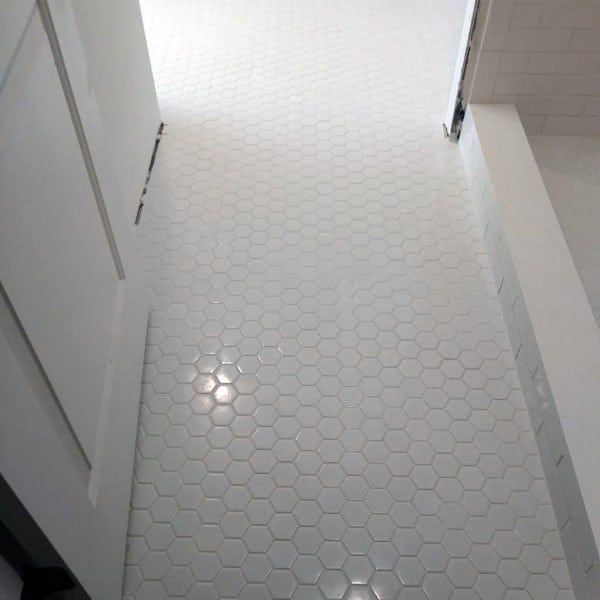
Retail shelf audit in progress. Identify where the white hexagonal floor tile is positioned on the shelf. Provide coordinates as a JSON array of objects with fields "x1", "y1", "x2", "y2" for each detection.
[{"x1": 123, "y1": 0, "x2": 573, "y2": 598}]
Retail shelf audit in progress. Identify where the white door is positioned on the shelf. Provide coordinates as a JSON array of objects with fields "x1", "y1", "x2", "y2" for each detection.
[{"x1": 0, "y1": 2, "x2": 155, "y2": 598}]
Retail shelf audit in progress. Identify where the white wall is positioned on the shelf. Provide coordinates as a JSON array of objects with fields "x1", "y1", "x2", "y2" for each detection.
[{"x1": 467, "y1": 0, "x2": 600, "y2": 135}]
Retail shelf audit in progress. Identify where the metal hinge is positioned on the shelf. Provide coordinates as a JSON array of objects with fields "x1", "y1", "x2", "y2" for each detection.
[{"x1": 135, "y1": 122, "x2": 165, "y2": 225}]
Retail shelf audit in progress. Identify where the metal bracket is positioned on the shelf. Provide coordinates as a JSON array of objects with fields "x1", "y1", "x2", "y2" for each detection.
[{"x1": 135, "y1": 122, "x2": 165, "y2": 225}]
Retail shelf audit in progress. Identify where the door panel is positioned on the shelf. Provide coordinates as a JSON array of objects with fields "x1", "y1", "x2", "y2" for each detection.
[
  {"x1": 0, "y1": 25, "x2": 121, "y2": 462},
  {"x1": 0, "y1": 0, "x2": 35, "y2": 83},
  {"x1": 48, "y1": 0, "x2": 161, "y2": 220}
]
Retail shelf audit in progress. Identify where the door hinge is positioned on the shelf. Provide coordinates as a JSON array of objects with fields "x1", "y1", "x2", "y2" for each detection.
[{"x1": 135, "y1": 122, "x2": 165, "y2": 225}]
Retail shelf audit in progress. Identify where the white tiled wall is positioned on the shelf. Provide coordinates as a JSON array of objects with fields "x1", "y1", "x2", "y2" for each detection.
[
  {"x1": 529, "y1": 135, "x2": 600, "y2": 328},
  {"x1": 460, "y1": 105, "x2": 600, "y2": 600},
  {"x1": 468, "y1": 0, "x2": 600, "y2": 135}
]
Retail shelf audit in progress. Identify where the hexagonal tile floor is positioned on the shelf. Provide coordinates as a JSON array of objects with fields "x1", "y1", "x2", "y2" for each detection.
[{"x1": 123, "y1": 1, "x2": 574, "y2": 599}]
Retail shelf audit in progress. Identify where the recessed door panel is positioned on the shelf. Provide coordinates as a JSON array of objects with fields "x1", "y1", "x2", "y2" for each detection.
[
  {"x1": 0, "y1": 0, "x2": 35, "y2": 82},
  {"x1": 0, "y1": 16, "x2": 120, "y2": 463},
  {"x1": 48, "y1": 0, "x2": 161, "y2": 219}
]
